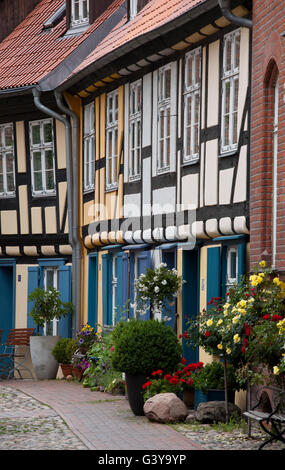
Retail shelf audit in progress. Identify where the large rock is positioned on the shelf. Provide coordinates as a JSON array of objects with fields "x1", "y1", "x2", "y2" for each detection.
[
  {"x1": 196, "y1": 401, "x2": 241, "y2": 423},
  {"x1": 143, "y1": 393, "x2": 189, "y2": 423}
]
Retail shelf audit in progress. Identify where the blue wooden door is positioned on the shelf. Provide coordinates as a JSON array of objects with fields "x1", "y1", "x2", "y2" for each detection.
[
  {"x1": 0, "y1": 265, "x2": 15, "y2": 377},
  {"x1": 88, "y1": 254, "x2": 98, "y2": 330},
  {"x1": 182, "y1": 249, "x2": 199, "y2": 364},
  {"x1": 58, "y1": 265, "x2": 72, "y2": 338},
  {"x1": 206, "y1": 246, "x2": 221, "y2": 306}
]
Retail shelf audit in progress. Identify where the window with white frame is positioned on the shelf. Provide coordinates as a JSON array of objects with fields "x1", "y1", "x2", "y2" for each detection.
[
  {"x1": 29, "y1": 119, "x2": 56, "y2": 196},
  {"x1": 83, "y1": 102, "x2": 95, "y2": 191},
  {"x1": 226, "y1": 246, "x2": 238, "y2": 287},
  {"x1": 158, "y1": 65, "x2": 171, "y2": 172},
  {"x1": 183, "y1": 47, "x2": 201, "y2": 163},
  {"x1": 44, "y1": 267, "x2": 59, "y2": 336},
  {"x1": 106, "y1": 89, "x2": 119, "y2": 190},
  {"x1": 71, "y1": 0, "x2": 89, "y2": 27},
  {"x1": 0, "y1": 123, "x2": 15, "y2": 197},
  {"x1": 129, "y1": 80, "x2": 142, "y2": 180},
  {"x1": 221, "y1": 29, "x2": 240, "y2": 154},
  {"x1": 129, "y1": 0, "x2": 149, "y2": 19}
]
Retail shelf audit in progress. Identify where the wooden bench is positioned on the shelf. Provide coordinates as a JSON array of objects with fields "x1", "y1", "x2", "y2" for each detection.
[
  {"x1": 0, "y1": 328, "x2": 35, "y2": 380},
  {"x1": 244, "y1": 386, "x2": 285, "y2": 450}
]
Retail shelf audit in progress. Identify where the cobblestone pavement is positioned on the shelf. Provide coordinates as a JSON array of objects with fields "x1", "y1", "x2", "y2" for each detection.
[
  {"x1": 0, "y1": 384, "x2": 87, "y2": 450},
  {"x1": 0, "y1": 380, "x2": 284, "y2": 451}
]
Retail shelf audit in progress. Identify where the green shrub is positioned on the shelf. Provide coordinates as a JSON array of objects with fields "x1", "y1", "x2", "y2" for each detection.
[
  {"x1": 192, "y1": 360, "x2": 239, "y2": 395},
  {"x1": 111, "y1": 319, "x2": 182, "y2": 375},
  {"x1": 51, "y1": 338, "x2": 77, "y2": 364}
]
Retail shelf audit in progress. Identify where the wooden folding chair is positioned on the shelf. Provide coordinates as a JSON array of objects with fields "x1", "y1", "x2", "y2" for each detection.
[{"x1": 0, "y1": 328, "x2": 35, "y2": 379}]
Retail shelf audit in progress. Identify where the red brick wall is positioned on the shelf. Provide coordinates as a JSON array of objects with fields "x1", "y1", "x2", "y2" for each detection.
[{"x1": 250, "y1": 0, "x2": 285, "y2": 274}]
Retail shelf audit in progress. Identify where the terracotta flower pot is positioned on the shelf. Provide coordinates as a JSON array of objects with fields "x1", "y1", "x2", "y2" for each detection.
[
  {"x1": 72, "y1": 366, "x2": 83, "y2": 381},
  {"x1": 60, "y1": 364, "x2": 73, "y2": 378}
]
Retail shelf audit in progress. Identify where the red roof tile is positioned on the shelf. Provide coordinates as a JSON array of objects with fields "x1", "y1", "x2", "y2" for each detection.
[
  {"x1": 0, "y1": 0, "x2": 124, "y2": 91},
  {"x1": 69, "y1": 0, "x2": 206, "y2": 79}
]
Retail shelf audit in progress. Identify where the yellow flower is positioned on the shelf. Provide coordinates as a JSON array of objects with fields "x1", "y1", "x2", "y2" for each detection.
[
  {"x1": 224, "y1": 303, "x2": 230, "y2": 310},
  {"x1": 206, "y1": 319, "x2": 213, "y2": 327},
  {"x1": 248, "y1": 297, "x2": 254, "y2": 303},
  {"x1": 226, "y1": 347, "x2": 231, "y2": 355},
  {"x1": 259, "y1": 272, "x2": 265, "y2": 278},
  {"x1": 217, "y1": 344, "x2": 223, "y2": 350},
  {"x1": 273, "y1": 366, "x2": 280, "y2": 375},
  {"x1": 232, "y1": 315, "x2": 240, "y2": 324},
  {"x1": 224, "y1": 310, "x2": 228, "y2": 317},
  {"x1": 237, "y1": 300, "x2": 247, "y2": 308},
  {"x1": 233, "y1": 334, "x2": 240, "y2": 343},
  {"x1": 273, "y1": 277, "x2": 281, "y2": 286},
  {"x1": 217, "y1": 319, "x2": 223, "y2": 326},
  {"x1": 259, "y1": 260, "x2": 266, "y2": 267}
]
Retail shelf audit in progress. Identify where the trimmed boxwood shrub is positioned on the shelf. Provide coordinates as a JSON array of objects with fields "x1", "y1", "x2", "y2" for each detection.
[
  {"x1": 111, "y1": 319, "x2": 182, "y2": 375},
  {"x1": 51, "y1": 338, "x2": 77, "y2": 364}
]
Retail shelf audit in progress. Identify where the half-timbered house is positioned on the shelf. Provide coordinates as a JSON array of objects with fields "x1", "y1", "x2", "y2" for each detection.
[
  {"x1": 54, "y1": 0, "x2": 252, "y2": 383},
  {"x1": 0, "y1": 0, "x2": 125, "y2": 343}
]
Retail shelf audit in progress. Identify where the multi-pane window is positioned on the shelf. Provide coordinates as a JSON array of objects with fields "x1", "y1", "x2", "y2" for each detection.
[
  {"x1": 221, "y1": 29, "x2": 240, "y2": 153},
  {"x1": 129, "y1": 80, "x2": 142, "y2": 180},
  {"x1": 106, "y1": 89, "x2": 119, "y2": 190},
  {"x1": 158, "y1": 65, "x2": 171, "y2": 172},
  {"x1": 0, "y1": 123, "x2": 15, "y2": 197},
  {"x1": 129, "y1": 0, "x2": 150, "y2": 19},
  {"x1": 183, "y1": 47, "x2": 201, "y2": 162},
  {"x1": 83, "y1": 102, "x2": 95, "y2": 191},
  {"x1": 226, "y1": 246, "x2": 238, "y2": 287},
  {"x1": 44, "y1": 267, "x2": 59, "y2": 336},
  {"x1": 71, "y1": 0, "x2": 89, "y2": 26},
  {"x1": 30, "y1": 119, "x2": 56, "y2": 195}
]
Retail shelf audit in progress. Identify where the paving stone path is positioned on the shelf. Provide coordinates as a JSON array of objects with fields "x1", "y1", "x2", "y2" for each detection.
[{"x1": 0, "y1": 380, "x2": 284, "y2": 451}]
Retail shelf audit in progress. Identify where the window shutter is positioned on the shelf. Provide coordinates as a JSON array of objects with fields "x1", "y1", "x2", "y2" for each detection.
[
  {"x1": 27, "y1": 267, "x2": 40, "y2": 331},
  {"x1": 206, "y1": 246, "x2": 221, "y2": 306},
  {"x1": 58, "y1": 265, "x2": 72, "y2": 338},
  {"x1": 115, "y1": 252, "x2": 129, "y2": 322},
  {"x1": 162, "y1": 250, "x2": 176, "y2": 329},
  {"x1": 102, "y1": 253, "x2": 112, "y2": 327},
  {"x1": 237, "y1": 243, "x2": 246, "y2": 282}
]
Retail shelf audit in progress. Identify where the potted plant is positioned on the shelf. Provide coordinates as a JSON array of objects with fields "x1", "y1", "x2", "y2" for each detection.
[
  {"x1": 134, "y1": 263, "x2": 184, "y2": 320},
  {"x1": 191, "y1": 360, "x2": 238, "y2": 407},
  {"x1": 51, "y1": 337, "x2": 77, "y2": 378},
  {"x1": 111, "y1": 318, "x2": 182, "y2": 415},
  {"x1": 28, "y1": 286, "x2": 73, "y2": 380}
]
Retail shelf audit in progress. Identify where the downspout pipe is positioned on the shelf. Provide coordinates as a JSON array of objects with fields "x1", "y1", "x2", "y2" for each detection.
[
  {"x1": 32, "y1": 87, "x2": 77, "y2": 334},
  {"x1": 218, "y1": 0, "x2": 252, "y2": 29},
  {"x1": 54, "y1": 90, "x2": 81, "y2": 337}
]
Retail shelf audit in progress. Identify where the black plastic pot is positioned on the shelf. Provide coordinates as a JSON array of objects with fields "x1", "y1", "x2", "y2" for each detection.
[{"x1": 125, "y1": 373, "x2": 148, "y2": 416}]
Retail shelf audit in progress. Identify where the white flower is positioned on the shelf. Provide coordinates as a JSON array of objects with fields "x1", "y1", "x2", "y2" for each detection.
[
  {"x1": 159, "y1": 263, "x2": 167, "y2": 268},
  {"x1": 162, "y1": 279, "x2": 167, "y2": 285},
  {"x1": 154, "y1": 286, "x2": 160, "y2": 293}
]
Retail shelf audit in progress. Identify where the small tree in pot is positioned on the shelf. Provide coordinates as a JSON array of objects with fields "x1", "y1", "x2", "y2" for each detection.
[
  {"x1": 111, "y1": 318, "x2": 182, "y2": 415},
  {"x1": 29, "y1": 287, "x2": 73, "y2": 380}
]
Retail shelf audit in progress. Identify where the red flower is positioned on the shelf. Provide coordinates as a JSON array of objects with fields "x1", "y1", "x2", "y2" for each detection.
[
  {"x1": 178, "y1": 334, "x2": 183, "y2": 339},
  {"x1": 186, "y1": 378, "x2": 194, "y2": 386},
  {"x1": 151, "y1": 369, "x2": 163, "y2": 376},
  {"x1": 271, "y1": 315, "x2": 283, "y2": 321},
  {"x1": 142, "y1": 381, "x2": 152, "y2": 390},
  {"x1": 263, "y1": 314, "x2": 270, "y2": 320},
  {"x1": 243, "y1": 338, "x2": 248, "y2": 348},
  {"x1": 183, "y1": 331, "x2": 189, "y2": 339},
  {"x1": 205, "y1": 331, "x2": 211, "y2": 337},
  {"x1": 181, "y1": 357, "x2": 187, "y2": 365},
  {"x1": 241, "y1": 346, "x2": 246, "y2": 354},
  {"x1": 164, "y1": 374, "x2": 172, "y2": 381}
]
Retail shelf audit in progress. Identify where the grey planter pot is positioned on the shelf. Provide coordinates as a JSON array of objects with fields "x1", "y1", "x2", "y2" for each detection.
[{"x1": 30, "y1": 336, "x2": 60, "y2": 380}]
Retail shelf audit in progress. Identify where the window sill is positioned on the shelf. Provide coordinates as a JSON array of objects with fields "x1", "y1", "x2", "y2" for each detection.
[
  {"x1": 156, "y1": 167, "x2": 170, "y2": 176},
  {"x1": 128, "y1": 175, "x2": 141, "y2": 183},
  {"x1": 219, "y1": 149, "x2": 238, "y2": 158},
  {"x1": 0, "y1": 193, "x2": 16, "y2": 199},
  {"x1": 83, "y1": 187, "x2": 95, "y2": 195},
  {"x1": 181, "y1": 157, "x2": 199, "y2": 167},
  {"x1": 32, "y1": 191, "x2": 56, "y2": 198},
  {"x1": 105, "y1": 184, "x2": 118, "y2": 193},
  {"x1": 64, "y1": 23, "x2": 90, "y2": 37}
]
